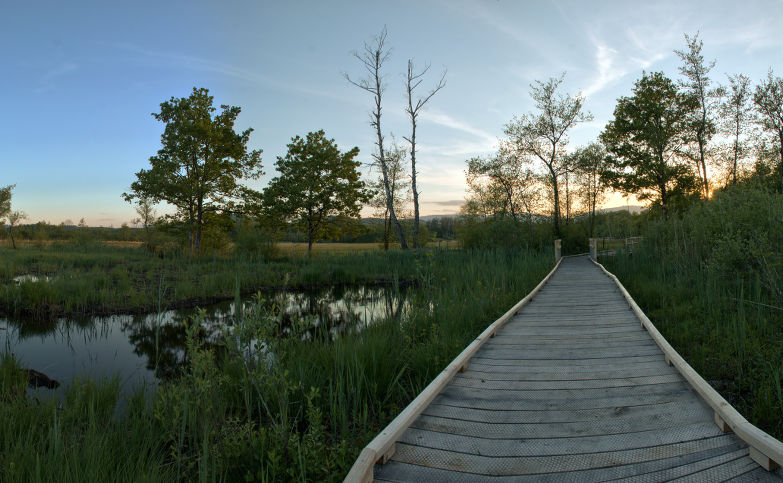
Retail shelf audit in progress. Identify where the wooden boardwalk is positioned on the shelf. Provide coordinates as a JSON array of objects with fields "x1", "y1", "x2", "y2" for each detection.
[{"x1": 351, "y1": 256, "x2": 783, "y2": 482}]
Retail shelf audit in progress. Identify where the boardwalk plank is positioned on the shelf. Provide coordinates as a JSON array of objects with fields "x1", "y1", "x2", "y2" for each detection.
[
  {"x1": 387, "y1": 435, "x2": 741, "y2": 476},
  {"x1": 399, "y1": 423, "x2": 724, "y2": 456},
  {"x1": 409, "y1": 411, "x2": 712, "y2": 440},
  {"x1": 365, "y1": 256, "x2": 778, "y2": 482}
]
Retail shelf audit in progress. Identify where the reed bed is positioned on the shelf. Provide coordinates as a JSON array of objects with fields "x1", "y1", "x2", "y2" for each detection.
[{"x1": 603, "y1": 185, "x2": 783, "y2": 441}]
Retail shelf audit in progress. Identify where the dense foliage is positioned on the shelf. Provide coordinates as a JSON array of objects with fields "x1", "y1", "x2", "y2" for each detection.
[{"x1": 604, "y1": 181, "x2": 783, "y2": 440}]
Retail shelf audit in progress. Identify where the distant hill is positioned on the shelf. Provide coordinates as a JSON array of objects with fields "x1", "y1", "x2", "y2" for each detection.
[{"x1": 599, "y1": 205, "x2": 646, "y2": 215}]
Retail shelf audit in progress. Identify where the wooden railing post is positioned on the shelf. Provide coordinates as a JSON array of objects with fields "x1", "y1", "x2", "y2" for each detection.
[
  {"x1": 554, "y1": 239, "x2": 561, "y2": 263},
  {"x1": 589, "y1": 238, "x2": 597, "y2": 260}
]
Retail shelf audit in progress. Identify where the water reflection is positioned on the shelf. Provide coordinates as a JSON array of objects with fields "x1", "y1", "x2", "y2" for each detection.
[{"x1": 0, "y1": 285, "x2": 408, "y2": 398}]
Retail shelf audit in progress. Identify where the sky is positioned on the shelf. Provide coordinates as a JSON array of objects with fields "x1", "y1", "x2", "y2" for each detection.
[{"x1": 1, "y1": 0, "x2": 782, "y2": 226}]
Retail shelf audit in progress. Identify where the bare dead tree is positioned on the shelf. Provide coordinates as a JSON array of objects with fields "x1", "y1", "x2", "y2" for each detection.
[
  {"x1": 344, "y1": 27, "x2": 408, "y2": 249},
  {"x1": 404, "y1": 60, "x2": 446, "y2": 248}
]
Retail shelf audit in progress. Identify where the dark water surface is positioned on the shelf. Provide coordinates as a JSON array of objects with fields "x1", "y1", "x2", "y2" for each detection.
[{"x1": 1, "y1": 285, "x2": 408, "y2": 400}]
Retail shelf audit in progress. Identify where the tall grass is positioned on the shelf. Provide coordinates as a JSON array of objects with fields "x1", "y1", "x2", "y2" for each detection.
[
  {"x1": 1, "y1": 247, "x2": 551, "y2": 481},
  {"x1": 0, "y1": 353, "x2": 172, "y2": 482},
  {"x1": 603, "y1": 184, "x2": 783, "y2": 440}
]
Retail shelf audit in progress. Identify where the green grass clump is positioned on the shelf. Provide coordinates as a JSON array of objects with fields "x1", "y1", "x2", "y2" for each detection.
[{"x1": 0, "y1": 353, "x2": 172, "y2": 482}]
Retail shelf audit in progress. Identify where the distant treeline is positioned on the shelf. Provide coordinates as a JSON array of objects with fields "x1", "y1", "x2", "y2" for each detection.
[{"x1": 0, "y1": 216, "x2": 458, "y2": 246}]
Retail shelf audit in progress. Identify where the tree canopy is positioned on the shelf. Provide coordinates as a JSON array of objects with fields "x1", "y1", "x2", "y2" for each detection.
[
  {"x1": 124, "y1": 87, "x2": 263, "y2": 255},
  {"x1": 261, "y1": 130, "x2": 370, "y2": 255},
  {"x1": 0, "y1": 184, "x2": 13, "y2": 223},
  {"x1": 753, "y1": 69, "x2": 783, "y2": 191},
  {"x1": 504, "y1": 73, "x2": 591, "y2": 236},
  {"x1": 600, "y1": 72, "x2": 699, "y2": 217}
]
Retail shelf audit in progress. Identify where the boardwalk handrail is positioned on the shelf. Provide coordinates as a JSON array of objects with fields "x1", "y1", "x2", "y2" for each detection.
[
  {"x1": 343, "y1": 258, "x2": 564, "y2": 483},
  {"x1": 594, "y1": 258, "x2": 783, "y2": 471}
]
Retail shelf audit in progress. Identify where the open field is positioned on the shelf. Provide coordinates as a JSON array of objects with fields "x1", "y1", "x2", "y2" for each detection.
[{"x1": 0, "y1": 243, "x2": 444, "y2": 320}]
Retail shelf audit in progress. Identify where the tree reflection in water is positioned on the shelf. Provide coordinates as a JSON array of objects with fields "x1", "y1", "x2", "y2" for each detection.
[{"x1": 119, "y1": 285, "x2": 409, "y2": 381}]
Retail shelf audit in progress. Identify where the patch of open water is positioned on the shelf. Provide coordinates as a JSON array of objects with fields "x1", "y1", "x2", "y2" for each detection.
[{"x1": 1, "y1": 285, "x2": 409, "y2": 400}]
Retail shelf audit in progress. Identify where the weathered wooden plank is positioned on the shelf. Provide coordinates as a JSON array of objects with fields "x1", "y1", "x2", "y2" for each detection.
[
  {"x1": 409, "y1": 410, "x2": 713, "y2": 440},
  {"x1": 495, "y1": 326, "x2": 645, "y2": 336},
  {"x1": 483, "y1": 340, "x2": 657, "y2": 350},
  {"x1": 470, "y1": 349, "x2": 665, "y2": 361},
  {"x1": 374, "y1": 444, "x2": 753, "y2": 483},
  {"x1": 432, "y1": 384, "x2": 693, "y2": 410},
  {"x1": 723, "y1": 465, "x2": 783, "y2": 482},
  {"x1": 474, "y1": 344, "x2": 662, "y2": 357},
  {"x1": 449, "y1": 372, "x2": 683, "y2": 391},
  {"x1": 467, "y1": 357, "x2": 666, "y2": 370},
  {"x1": 667, "y1": 456, "x2": 760, "y2": 481},
  {"x1": 399, "y1": 423, "x2": 724, "y2": 457},
  {"x1": 462, "y1": 361, "x2": 674, "y2": 377},
  {"x1": 388, "y1": 435, "x2": 741, "y2": 476},
  {"x1": 422, "y1": 398, "x2": 708, "y2": 425},
  {"x1": 612, "y1": 448, "x2": 768, "y2": 482}
]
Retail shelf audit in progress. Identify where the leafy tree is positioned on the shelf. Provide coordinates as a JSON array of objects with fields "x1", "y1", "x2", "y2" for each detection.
[
  {"x1": 261, "y1": 130, "x2": 370, "y2": 256},
  {"x1": 463, "y1": 143, "x2": 538, "y2": 223},
  {"x1": 719, "y1": 74, "x2": 752, "y2": 184},
  {"x1": 368, "y1": 140, "x2": 409, "y2": 250},
  {"x1": 7, "y1": 211, "x2": 26, "y2": 249},
  {"x1": 124, "y1": 87, "x2": 263, "y2": 255},
  {"x1": 132, "y1": 196, "x2": 158, "y2": 251},
  {"x1": 753, "y1": 69, "x2": 783, "y2": 191},
  {"x1": 505, "y1": 73, "x2": 591, "y2": 237},
  {"x1": 0, "y1": 184, "x2": 13, "y2": 222},
  {"x1": 600, "y1": 72, "x2": 699, "y2": 217},
  {"x1": 404, "y1": 60, "x2": 446, "y2": 248},
  {"x1": 1, "y1": 185, "x2": 16, "y2": 247},
  {"x1": 345, "y1": 27, "x2": 408, "y2": 249},
  {"x1": 675, "y1": 33, "x2": 719, "y2": 197},
  {"x1": 571, "y1": 143, "x2": 609, "y2": 237}
]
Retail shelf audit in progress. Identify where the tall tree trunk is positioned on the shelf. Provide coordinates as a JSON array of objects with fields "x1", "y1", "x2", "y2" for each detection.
[
  {"x1": 778, "y1": 129, "x2": 783, "y2": 192},
  {"x1": 9, "y1": 228, "x2": 16, "y2": 249},
  {"x1": 410, "y1": 123, "x2": 420, "y2": 248},
  {"x1": 549, "y1": 168, "x2": 561, "y2": 237},
  {"x1": 660, "y1": 183, "x2": 668, "y2": 219},
  {"x1": 195, "y1": 199, "x2": 203, "y2": 256}
]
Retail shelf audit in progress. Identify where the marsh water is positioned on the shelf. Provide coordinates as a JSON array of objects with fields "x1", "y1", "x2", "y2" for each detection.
[{"x1": 1, "y1": 285, "x2": 409, "y2": 400}]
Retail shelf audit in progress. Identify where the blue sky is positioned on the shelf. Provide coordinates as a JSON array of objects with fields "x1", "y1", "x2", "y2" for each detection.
[{"x1": 1, "y1": 0, "x2": 782, "y2": 226}]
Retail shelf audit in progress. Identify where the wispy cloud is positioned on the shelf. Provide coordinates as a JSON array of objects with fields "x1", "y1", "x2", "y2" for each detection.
[
  {"x1": 111, "y1": 42, "x2": 352, "y2": 103},
  {"x1": 422, "y1": 199, "x2": 463, "y2": 207},
  {"x1": 419, "y1": 110, "x2": 497, "y2": 147},
  {"x1": 582, "y1": 43, "x2": 623, "y2": 98},
  {"x1": 35, "y1": 62, "x2": 78, "y2": 93}
]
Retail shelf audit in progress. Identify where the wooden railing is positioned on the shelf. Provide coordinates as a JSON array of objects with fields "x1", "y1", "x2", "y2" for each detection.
[
  {"x1": 589, "y1": 236, "x2": 643, "y2": 259},
  {"x1": 593, "y1": 258, "x2": 783, "y2": 471}
]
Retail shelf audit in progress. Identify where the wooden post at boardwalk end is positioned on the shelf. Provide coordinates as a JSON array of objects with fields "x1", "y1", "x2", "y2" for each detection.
[
  {"x1": 554, "y1": 239, "x2": 562, "y2": 263},
  {"x1": 589, "y1": 238, "x2": 597, "y2": 260}
]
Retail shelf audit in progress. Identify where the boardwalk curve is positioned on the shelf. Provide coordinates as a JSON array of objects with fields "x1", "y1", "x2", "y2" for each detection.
[{"x1": 346, "y1": 256, "x2": 783, "y2": 482}]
